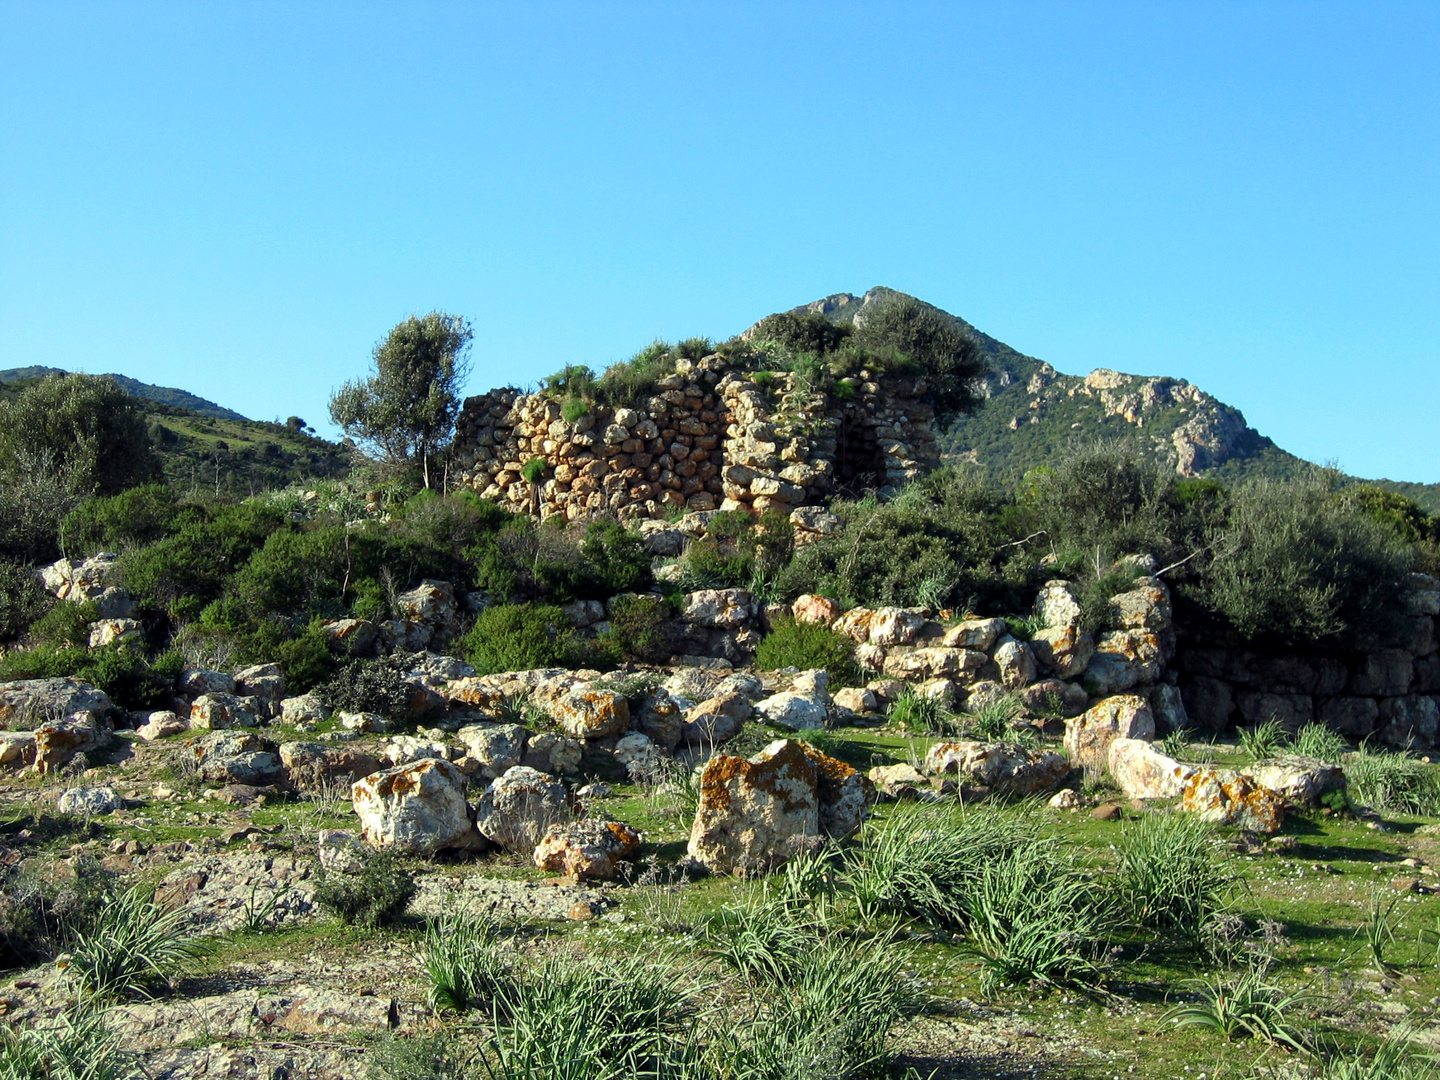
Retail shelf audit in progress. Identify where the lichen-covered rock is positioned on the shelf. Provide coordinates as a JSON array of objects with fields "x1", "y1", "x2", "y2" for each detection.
[
  {"x1": 0, "y1": 677, "x2": 111, "y2": 729},
  {"x1": 179, "y1": 668, "x2": 236, "y2": 698},
  {"x1": 1064, "y1": 695, "x2": 1156, "y2": 771},
  {"x1": 193, "y1": 730, "x2": 281, "y2": 785},
  {"x1": 942, "y1": 618, "x2": 1007, "y2": 651},
  {"x1": 1108, "y1": 579, "x2": 1172, "y2": 632},
  {"x1": 338, "y1": 711, "x2": 388, "y2": 734},
  {"x1": 438, "y1": 676, "x2": 510, "y2": 713},
  {"x1": 681, "y1": 691, "x2": 753, "y2": 745},
  {"x1": 553, "y1": 687, "x2": 630, "y2": 740},
  {"x1": 322, "y1": 618, "x2": 379, "y2": 656},
  {"x1": 882, "y1": 646, "x2": 987, "y2": 681},
  {"x1": 922, "y1": 741, "x2": 1070, "y2": 796},
  {"x1": 1030, "y1": 623, "x2": 1095, "y2": 680},
  {"x1": 316, "y1": 828, "x2": 368, "y2": 874},
  {"x1": 753, "y1": 691, "x2": 828, "y2": 731},
  {"x1": 614, "y1": 732, "x2": 662, "y2": 780},
  {"x1": 867, "y1": 761, "x2": 929, "y2": 800},
  {"x1": 384, "y1": 735, "x2": 454, "y2": 766},
  {"x1": 683, "y1": 588, "x2": 756, "y2": 629},
  {"x1": 1247, "y1": 755, "x2": 1346, "y2": 808},
  {"x1": 280, "y1": 694, "x2": 332, "y2": 725},
  {"x1": 34, "y1": 712, "x2": 113, "y2": 771},
  {"x1": 235, "y1": 663, "x2": 286, "y2": 704},
  {"x1": 1084, "y1": 630, "x2": 1167, "y2": 695},
  {"x1": 634, "y1": 690, "x2": 683, "y2": 752},
  {"x1": 832, "y1": 607, "x2": 876, "y2": 643},
  {"x1": 190, "y1": 693, "x2": 258, "y2": 731},
  {"x1": 993, "y1": 637, "x2": 1038, "y2": 689},
  {"x1": 1035, "y1": 580, "x2": 1084, "y2": 628},
  {"x1": 833, "y1": 686, "x2": 878, "y2": 715},
  {"x1": 792, "y1": 594, "x2": 843, "y2": 626},
  {"x1": 475, "y1": 766, "x2": 575, "y2": 852},
  {"x1": 687, "y1": 739, "x2": 822, "y2": 876},
  {"x1": 1108, "y1": 737, "x2": 1194, "y2": 799},
  {"x1": 135, "y1": 710, "x2": 187, "y2": 741},
  {"x1": 456, "y1": 722, "x2": 528, "y2": 778},
  {"x1": 57, "y1": 786, "x2": 123, "y2": 815},
  {"x1": 534, "y1": 820, "x2": 642, "y2": 880},
  {"x1": 351, "y1": 757, "x2": 477, "y2": 854},
  {"x1": 1179, "y1": 769, "x2": 1285, "y2": 833},
  {"x1": 521, "y1": 731, "x2": 583, "y2": 775},
  {"x1": 803, "y1": 743, "x2": 874, "y2": 839},
  {"x1": 868, "y1": 608, "x2": 927, "y2": 648},
  {"x1": 1018, "y1": 679, "x2": 1089, "y2": 718}
]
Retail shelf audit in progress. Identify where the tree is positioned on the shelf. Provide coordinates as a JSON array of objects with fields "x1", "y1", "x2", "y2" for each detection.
[
  {"x1": 0, "y1": 373, "x2": 161, "y2": 498},
  {"x1": 329, "y1": 312, "x2": 473, "y2": 488},
  {"x1": 850, "y1": 295, "x2": 988, "y2": 423}
]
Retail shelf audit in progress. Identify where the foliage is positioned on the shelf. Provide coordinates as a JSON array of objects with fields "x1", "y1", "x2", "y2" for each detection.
[
  {"x1": 0, "y1": 373, "x2": 161, "y2": 499},
  {"x1": 318, "y1": 654, "x2": 421, "y2": 718},
  {"x1": 1342, "y1": 742, "x2": 1440, "y2": 815},
  {"x1": 418, "y1": 912, "x2": 506, "y2": 1013},
  {"x1": 61, "y1": 484, "x2": 196, "y2": 555},
  {"x1": 0, "y1": 562, "x2": 51, "y2": 642},
  {"x1": 844, "y1": 292, "x2": 988, "y2": 423},
  {"x1": 1205, "y1": 470, "x2": 1414, "y2": 647},
  {"x1": 754, "y1": 617, "x2": 856, "y2": 679},
  {"x1": 313, "y1": 852, "x2": 415, "y2": 928},
  {"x1": 1117, "y1": 813, "x2": 1231, "y2": 944},
  {"x1": 1238, "y1": 719, "x2": 1290, "y2": 760},
  {"x1": 887, "y1": 689, "x2": 955, "y2": 736},
  {"x1": 965, "y1": 693, "x2": 1023, "y2": 741},
  {"x1": 68, "y1": 879, "x2": 208, "y2": 998},
  {"x1": 602, "y1": 593, "x2": 675, "y2": 663},
  {"x1": 329, "y1": 311, "x2": 473, "y2": 487},
  {"x1": 679, "y1": 510, "x2": 793, "y2": 595},
  {"x1": 1292, "y1": 723, "x2": 1349, "y2": 762},
  {"x1": 461, "y1": 604, "x2": 577, "y2": 675},
  {"x1": 0, "y1": 1002, "x2": 142, "y2": 1080},
  {"x1": 1162, "y1": 963, "x2": 1310, "y2": 1051},
  {"x1": 748, "y1": 312, "x2": 854, "y2": 358},
  {"x1": 1316, "y1": 1026, "x2": 1440, "y2": 1079},
  {"x1": 520, "y1": 457, "x2": 547, "y2": 485},
  {"x1": 0, "y1": 642, "x2": 183, "y2": 711}
]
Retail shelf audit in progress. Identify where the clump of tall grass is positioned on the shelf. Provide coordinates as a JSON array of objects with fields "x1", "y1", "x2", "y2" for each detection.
[
  {"x1": 844, "y1": 804, "x2": 1033, "y2": 928},
  {"x1": 1345, "y1": 742, "x2": 1440, "y2": 816},
  {"x1": 67, "y1": 880, "x2": 208, "y2": 998},
  {"x1": 963, "y1": 839, "x2": 1111, "y2": 993},
  {"x1": 1117, "y1": 812, "x2": 1232, "y2": 945},
  {"x1": 419, "y1": 912, "x2": 508, "y2": 1013},
  {"x1": 1292, "y1": 722, "x2": 1349, "y2": 763},
  {"x1": 1316, "y1": 1026, "x2": 1440, "y2": 1079},
  {"x1": 0, "y1": 1002, "x2": 140, "y2": 1079},
  {"x1": 965, "y1": 694, "x2": 1023, "y2": 742},
  {"x1": 1238, "y1": 718, "x2": 1289, "y2": 760},
  {"x1": 887, "y1": 689, "x2": 955, "y2": 735},
  {"x1": 1162, "y1": 962, "x2": 1311, "y2": 1052}
]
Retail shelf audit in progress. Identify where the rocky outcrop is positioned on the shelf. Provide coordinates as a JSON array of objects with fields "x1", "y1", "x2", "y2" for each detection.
[
  {"x1": 533, "y1": 820, "x2": 642, "y2": 880},
  {"x1": 1064, "y1": 695, "x2": 1156, "y2": 771},
  {"x1": 922, "y1": 741, "x2": 1069, "y2": 796},
  {"x1": 350, "y1": 757, "x2": 478, "y2": 854}
]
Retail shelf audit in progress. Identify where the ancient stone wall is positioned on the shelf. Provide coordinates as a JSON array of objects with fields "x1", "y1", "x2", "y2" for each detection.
[
  {"x1": 1173, "y1": 572, "x2": 1440, "y2": 750},
  {"x1": 450, "y1": 354, "x2": 941, "y2": 523}
]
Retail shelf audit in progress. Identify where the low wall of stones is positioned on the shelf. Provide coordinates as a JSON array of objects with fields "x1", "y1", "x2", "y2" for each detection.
[
  {"x1": 450, "y1": 354, "x2": 941, "y2": 523},
  {"x1": 1173, "y1": 572, "x2": 1440, "y2": 751}
]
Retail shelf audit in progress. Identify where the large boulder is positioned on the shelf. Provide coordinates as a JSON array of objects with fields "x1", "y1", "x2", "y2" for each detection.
[
  {"x1": 0, "y1": 678, "x2": 111, "y2": 729},
  {"x1": 474, "y1": 766, "x2": 575, "y2": 853},
  {"x1": 456, "y1": 723, "x2": 528, "y2": 778},
  {"x1": 1247, "y1": 756, "x2": 1346, "y2": 808},
  {"x1": 552, "y1": 687, "x2": 630, "y2": 740},
  {"x1": 1179, "y1": 769, "x2": 1285, "y2": 833},
  {"x1": 1108, "y1": 738, "x2": 1194, "y2": 799},
  {"x1": 867, "y1": 608, "x2": 927, "y2": 648},
  {"x1": 681, "y1": 691, "x2": 752, "y2": 745},
  {"x1": 57, "y1": 787, "x2": 123, "y2": 816},
  {"x1": 792, "y1": 595, "x2": 843, "y2": 627},
  {"x1": 686, "y1": 739, "x2": 872, "y2": 876},
  {"x1": 882, "y1": 647, "x2": 986, "y2": 682},
  {"x1": 179, "y1": 668, "x2": 236, "y2": 698},
  {"x1": 941, "y1": 618, "x2": 1007, "y2": 651},
  {"x1": 351, "y1": 757, "x2": 477, "y2": 854},
  {"x1": 398, "y1": 580, "x2": 457, "y2": 631},
  {"x1": 190, "y1": 693, "x2": 258, "y2": 731},
  {"x1": 683, "y1": 589, "x2": 756, "y2": 629},
  {"x1": 192, "y1": 730, "x2": 281, "y2": 785},
  {"x1": 323, "y1": 618, "x2": 379, "y2": 657},
  {"x1": 1030, "y1": 623, "x2": 1095, "y2": 680},
  {"x1": 34, "y1": 712, "x2": 113, "y2": 772},
  {"x1": 281, "y1": 694, "x2": 332, "y2": 726},
  {"x1": 235, "y1": 663, "x2": 286, "y2": 705},
  {"x1": 533, "y1": 820, "x2": 642, "y2": 881},
  {"x1": 923, "y1": 741, "x2": 1070, "y2": 796},
  {"x1": 1083, "y1": 630, "x2": 1166, "y2": 695},
  {"x1": 1064, "y1": 695, "x2": 1155, "y2": 771},
  {"x1": 520, "y1": 731, "x2": 583, "y2": 775},
  {"x1": 384, "y1": 735, "x2": 454, "y2": 766},
  {"x1": 992, "y1": 637, "x2": 1038, "y2": 689},
  {"x1": 280, "y1": 742, "x2": 382, "y2": 789},
  {"x1": 753, "y1": 691, "x2": 828, "y2": 731}
]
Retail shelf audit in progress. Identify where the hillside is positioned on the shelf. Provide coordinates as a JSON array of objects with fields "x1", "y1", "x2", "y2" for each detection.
[
  {"x1": 0, "y1": 365, "x2": 247, "y2": 420},
  {"x1": 782, "y1": 287, "x2": 1440, "y2": 511}
]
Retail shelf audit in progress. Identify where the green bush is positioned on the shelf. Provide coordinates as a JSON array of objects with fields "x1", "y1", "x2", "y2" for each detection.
[
  {"x1": 601, "y1": 593, "x2": 674, "y2": 663},
  {"x1": 0, "y1": 563, "x2": 51, "y2": 642},
  {"x1": 462, "y1": 604, "x2": 577, "y2": 675},
  {"x1": 1118, "y1": 813, "x2": 1231, "y2": 945},
  {"x1": 755, "y1": 617, "x2": 856, "y2": 680},
  {"x1": 313, "y1": 852, "x2": 415, "y2": 928},
  {"x1": 318, "y1": 654, "x2": 421, "y2": 718},
  {"x1": 0, "y1": 641, "x2": 181, "y2": 711},
  {"x1": 60, "y1": 484, "x2": 196, "y2": 554},
  {"x1": 561, "y1": 396, "x2": 590, "y2": 423}
]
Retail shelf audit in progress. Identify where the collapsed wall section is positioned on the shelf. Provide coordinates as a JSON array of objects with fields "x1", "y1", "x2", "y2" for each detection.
[{"x1": 451, "y1": 354, "x2": 942, "y2": 521}]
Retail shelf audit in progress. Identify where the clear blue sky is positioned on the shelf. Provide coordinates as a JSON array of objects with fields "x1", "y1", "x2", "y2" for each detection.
[{"x1": 2, "y1": 1, "x2": 1436, "y2": 482}]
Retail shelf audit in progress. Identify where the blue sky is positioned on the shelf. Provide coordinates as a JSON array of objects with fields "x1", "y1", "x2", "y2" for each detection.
[{"x1": 2, "y1": 1, "x2": 1436, "y2": 482}]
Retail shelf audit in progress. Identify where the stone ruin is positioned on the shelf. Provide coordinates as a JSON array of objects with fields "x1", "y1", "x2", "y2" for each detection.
[{"x1": 449, "y1": 352, "x2": 942, "y2": 522}]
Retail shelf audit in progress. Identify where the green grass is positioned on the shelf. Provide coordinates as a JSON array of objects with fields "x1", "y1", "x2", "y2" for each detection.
[{"x1": 68, "y1": 879, "x2": 210, "y2": 998}]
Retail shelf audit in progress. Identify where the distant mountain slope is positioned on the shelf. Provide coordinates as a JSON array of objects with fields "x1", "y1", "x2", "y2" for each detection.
[
  {"x1": 0, "y1": 366, "x2": 247, "y2": 420},
  {"x1": 777, "y1": 287, "x2": 1440, "y2": 512}
]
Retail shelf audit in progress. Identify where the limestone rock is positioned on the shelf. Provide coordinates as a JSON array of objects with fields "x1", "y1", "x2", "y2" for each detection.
[
  {"x1": 179, "y1": 668, "x2": 236, "y2": 698},
  {"x1": 993, "y1": 637, "x2": 1038, "y2": 689},
  {"x1": 1248, "y1": 755, "x2": 1346, "y2": 808},
  {"x1": 941, "y1": 618, "x2": 1007, "y2": 651},
  {"x1": 338, "y1": 711, "x2": 388, "y2": 734},
  {"x1": 883, "y1": 646, "x2": 987, "y2": 682},
  {"x1": 683, "y1": 588, "x2": 756, "y2": 629},
  {"x1": 280, "y1": 742, "x2": 383, "y2": 789},
  {"x1": 323, "y1": 618, "x2": 379, "y2": 657},
  {"x1": 634, "y1": 690, "x2": 683, "y2": 752},
  {"x1": 384, "y1": 735, "x2": 454, "y2": 766},
  {"x1": 136, "y1": 710, "x2": 187, "y2": 741},
  {"x1": 58, "y1": 786, "x2": 123, "y2": 815},
  {"x1": 681, "y1": 691, "x2": 753, "y2": 744},
  {"x1": 456, "y1": 723, "x2": 528, "y2": 778},
  {"x1": 193, "y1": 729, "x2": 281, "y2": 785},
  {"x1": 533, "y1": 820, "x2": 642, "y2": 880},
  {"x1": 614, "y1": 731, "x2": 662, "y2": 780},
  {"x1": 34, "y1": 712, "x2": 113, "y2": 771},
  {"x1": 867, "y1": 762, "x2": 929, "y2": 800},
  {"x1": 88, "y1": 618, "x2": 141, "y2": 648},
  {"x1": 792, "y1": 594, "x2": 843, "y2": 626},
  {"x1": 1377, "y1": 695, "x2": 1439, "y2": 750},
  {"x1": 753, "y1": 691, "x2": 828, "y2": 731},
  {"x1": 235, "y1": 663, "x2": 286, "y2": 704},
  {"x1": 0, "y1": 677, "x2": 111, "y2": 729},
  {"x1": 1179, "y1": 769, "x2": 1285, "y2": 833},
  {"x1": 475, "y1": 765, "x2": 575, "y2": 852},
  {"x1": 521, "y1": 731, "x2": 583, "y2": 775},
  {"x1": 316, "y1": 828, "x2": 368, "y2": 874},
  {"x1": 833, "y1": 686, "x2": 878, "y2": 715},
  {"x1": 922, "y1": 740, "x2": 1070, "y2": 796},
  {"x1": 190, "y1": 693, "x2": 258, "y2": 731},
  {"x1": 351, "y1": 757, "x2": 477, "y2": 854},
  {"x1": 832, "y1": 607, "x2": 876, "y2": 643},
  {"x1": 1107, "y1": 579, "x2": 1172, "y2": 632},
  {"x1": 280, "y1": 694, "x2": 332, "y2": 725},
  {"x1": 1030, "y1": 623, "x2": 1095, "y2": 680},
  {"x1": 1064, "y1": 695, "x2": 1156, "y2": 771},
  {"x1": 1084, "y1": 630, "x2": 1166, "y2": 695},
  {"x1": 0, "y1": 731, "x2": 35, "y2": 768},
  {"x1": 1049, "y1": 788, "x2": 1083, "y2": 810},
  {"x1": 686, "y1": 739, "x2": 822, "y2": 876},
  {"x1": 1108, "y1": 738, "x2": 1194, "y2": 799},
  {"x1": 804, "y1": 742, "x2": 874, "y2": 839},
  {"x1": 553, "y1": 686, "x2": 630, "y2": 740},
  {"x1": 868, "y1": 608, "x2": 927, "y2": 648},
  {"x1": 1018, "y1": 679, "x2": 1089, "y2": 718},
  {"x1": 1035, "y1": 580, "x2": 1083, "y2": 629}
]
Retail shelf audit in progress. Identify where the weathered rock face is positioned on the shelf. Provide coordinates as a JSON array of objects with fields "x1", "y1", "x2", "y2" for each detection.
[
  {"x1": 520, "y1": 731, "x2": 583, "y2": 775},
  {"x1": 351, "y1": 757, "x2": 477, "y2": 854},
  {"x1": 923, "y1": 741, "x2": 1070, "y2": 796},
  {"x1": 552, "y1": 687, "x2": 630, "y2": 740},
  {"x1": 687, "y1": 739, "x2": 870, "y2": 876},
  {"x1": 1179, "y1": 769, "x2": 1285, "y2": 833},
  {"x1": 942, "y1": 618, "x2": 1007, "y2": 651},
  {"x1": 34, "y1": 712, "x2": 112, "y2": 771},
  {"x1": 456, "y1": 723, "x2": 528, "y2": 778},
  {"x1": 135, "y1": 711, "x2": 187, "y2": 741},
  {"x1": 1378, "y1": 695, "x2": 1440, "y2": 750},
  {"x1": 614, "y1": 732, "x2": 662, "y2": 780},
  {"x1": 1247, "y1": 756, "x2": 1345, "y2": 808},
  {"x1": 681, "y1": 691, "x2": 752, "y2": 745},
  {"x1": 1085, "y1": 630, "x2": 1166, "y2": 695},
  {"x1": 384, "y1": 735, "x2": 454, "y2": 767},
  {"x1": 193, "y1": 730, "x2": 281, "y2": 785},
  {"x1": 57, "y1": 786, "x2": 123, "y2": 815},
  {"x1": 1107, "y1": 738, "x2": 1194, "y2": 800},
  {"x1": 0, "y1": 678, "x2": 111, "y2": 729},
  {"x1": 533, "y1": 820, "x2": 642, "y2": 880},
  {"x1": 179, "y1": 668, "x2": 236, "y2": 698},
  {"x1": 792, "y1": 594, "x2": 842, "y2": 626},
  {"x1": 753, "y1": 691, "x2": 828, "y2": 731},
  {"x1": 1064, "y1": 695, "x2": 1156, "y2": 771},
  {"x1": 634, "y1": 690, "x2": 683, "y2": 752},
  {"x1": 474, "y1": 766, "x2": 575, "y2": 852},
  {"x1": 1030, "y1": 623, "x2": 1095, "y2": 680},
  {"x1": 235, "y1": 663, "x2": 286, "y2": 704},
  {"x1": 280, "y1": 694, "x2": 332, "y2": 726},
  {"x1": 883, "y1": 646, "x2": 987, "y2": 681},
  {"x1": 190, "y1": 693, "x2": 258, "y2": 731},
  {"x1": 39, "y1": 554, "x2": 118, "y2": 602},
  {"x1": 323, "y1": 618, "x2": 379, "y2": 656},
  {"x1": 280, "y1": 742, "x2": 382, "y2": 790}
]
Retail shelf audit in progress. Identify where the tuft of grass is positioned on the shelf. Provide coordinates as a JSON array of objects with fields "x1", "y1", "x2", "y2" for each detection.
[
  {"x1": 419, "y1": 912, "x2": 507, "y2": 1013},
  {"x1": 1238, "y1": 718, "x2": 1289, "y2": 760},
  {"x1": 887, "y1": 688, "x2": 956, "y2": 736},
  {"x1": 313, "y1": 851, "x2": 415, "y2": 929},
  {"x1": 1160, "y1": 727, "x2": 1191, "y2": 760},
  {"x1": 1345, "y1": 742, "x2": 1440, "y2": 815},
  {"x1": 68, "y1": 880, "x2": 209, "y2": 999},
  {"x1": 1117, "y1": 812, "x2": 1232, "y2": 945},
  {"x1": 1358, "y1": 890, "x2": 1402, "y2": 975},
  {"x1": 965, "y1": 693, "x2": 1023, "y2": 742},
  {"x1": 1162, "y1": 963, "x2": 1311, "y2": 1052},
  {"x1": 1316, "y1": 1026, "x2": 1440, "y2": 1079},
  {"x1": 1293, "y1": 722, "x2": 1349, "y2": 763},
  {"x1": 794, "y1": 727, "x2": 841, "y2": 757},
  {"x1": 0, "y1": 1002, "x2": 141, "y2": 1079}
]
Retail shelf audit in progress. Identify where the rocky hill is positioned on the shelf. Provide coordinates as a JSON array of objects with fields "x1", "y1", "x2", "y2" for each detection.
[
  {"x1": 0, "y1": 365, "x2": 248, "y2": 420},
  {"x1": 784, "y1": 288, "x2": 1440, "y2": 511}
]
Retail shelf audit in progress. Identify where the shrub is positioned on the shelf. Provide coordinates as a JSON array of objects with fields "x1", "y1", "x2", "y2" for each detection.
[
  {"x1": 561, "y1": 395, "x2": 589, "y2": 423},
  {"x1": 842, "y1": 292, "x2": 987, "y2": 423},
  {"x1": 60, "y1": 484, "x2": 195, "y2": 554},
  {"x1": 0, "y1": 642, "x2": 182, "y2": 711},
  {"x1": 1117, "y1": 813, "x2": 1231, "y2": 944},
  {"x1": 419, "y1": 913, "x2": 506, "y2": 1013},
  {"x1": 887, "y1": 688, "x2": 956, "y2": 735},
  {"x1": 754, "y1": 617, "x2": 856, "y2": 679},
  {"x1": 26, "y1": 600, "x2": 97, "y2": 648},
  {"x1": 520, "y1": 457, "x2": 546, "y2": 485},
  {"x1": 601, "y1": 593, "x2": 674, "y2": 663},
  {"x1": 68, "y1": 879, "x2": 208, "y2": 998},
  {"x1": 1345, "y1": 743, "x2": 1440, "y2": 816},
  {"x1": 0, "y1": 563, "x2": 52, "y2": 642},
  {"x1": 461, "y1": 604, "x2": 577, "y2": 675},
  {"x1": 317, "y1": 654, "x2": 420, "y2": 718},
  {"x1": 313, "y1": 852, "x2": 415, "y2": 928},
  {"x1": 1202, "y1": 471, "x2": 1414, "y2": 647},
  {"x1": 966, "y1": 693, "x2": 1023, "y2": 741}
]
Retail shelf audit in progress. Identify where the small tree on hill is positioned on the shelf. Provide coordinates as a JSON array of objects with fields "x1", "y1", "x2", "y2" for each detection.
[{"x1": 329, "y1": 311, "x2": 473, "y2": 488}]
